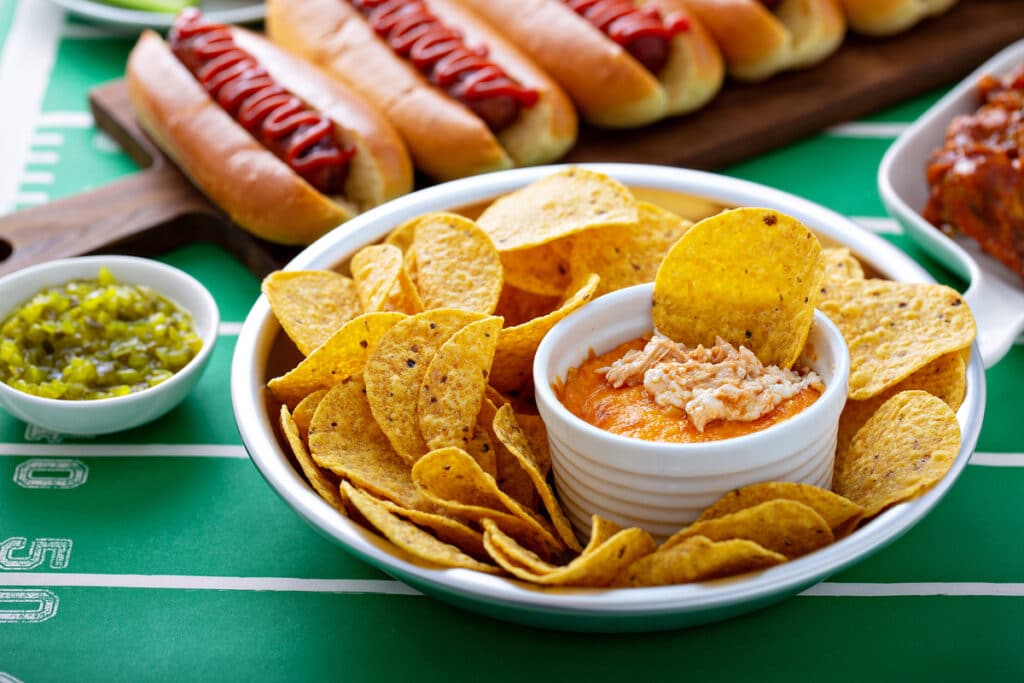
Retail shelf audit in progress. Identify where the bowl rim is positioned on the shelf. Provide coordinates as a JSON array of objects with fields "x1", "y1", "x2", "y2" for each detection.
[
  {"x1": 0, "y1": 254, "x2": 220, "y2": 409},
  {"x1": 533, "y1": 283, "x2": 850, "y2": 458},
  {"x1": 231, "y1": 163, "x2": 984, "y2": 629}
]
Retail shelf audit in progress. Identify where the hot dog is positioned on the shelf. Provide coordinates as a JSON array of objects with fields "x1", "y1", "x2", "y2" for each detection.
[
  {"x1": 837, "y1": 0, "x2": 958, "y2": 36},
  {"x1": 126, "y1": 9, "x2": 413, "y2": 245},
  {"x1": 265, "y1": 0, "x2": 578, "y2": 181},
  {"x1": 680, "y1": 0, "x2": 847, "y2": 82},
  {"x1": 456, "y1": 0, "x2": 725, "y2": 128}
]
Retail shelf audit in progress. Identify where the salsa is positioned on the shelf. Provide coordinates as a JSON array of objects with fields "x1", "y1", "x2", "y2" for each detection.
[
  {"x1": 923, "y1": 63, "x2": 1024, "y2": 282},
  {"x1": 0, "y1": 267, "x2": 203, "y2": 400},
  {"x1": 556, "y1": 336, "x2": 822, "y2": 443}
]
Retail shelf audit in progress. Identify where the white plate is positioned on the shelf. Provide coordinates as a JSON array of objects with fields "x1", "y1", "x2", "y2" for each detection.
[
  {"x1": 50, "y1": 0, "x2": 264, "y2": 29},
  {"x1": 879, "y1": 39, "x2": 1024, "y2": 369},
  {"x1": 231, "y1": 164, "x2": 984, "y2": 632}
]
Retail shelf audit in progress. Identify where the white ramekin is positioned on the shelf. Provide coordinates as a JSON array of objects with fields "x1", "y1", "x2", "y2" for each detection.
[
  {"x1": 0, "y1": 255, "x2": 219, "y2": 435},
  {"x1": 534, "y1": 283, "x2": 850, "y2": 541}
]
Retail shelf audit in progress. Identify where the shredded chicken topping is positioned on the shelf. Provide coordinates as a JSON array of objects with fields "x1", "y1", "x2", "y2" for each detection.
[{"x1": 598, "y1": 335, "x2": 823, "y2": 432}]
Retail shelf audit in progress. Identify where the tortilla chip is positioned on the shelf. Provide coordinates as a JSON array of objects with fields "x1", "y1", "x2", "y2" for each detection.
[
  {"x1": 835, "y1": 351, "x2": 967, "y2": 467},
  {"x1": 481, "y1": 518, "x2": 656, "y2": 587},
  {"x1": 493, "y1": 285, "x2": 560, "y2": 328},
  {"x1": 351, "y1": 243, "x2": 407, "y2": 312},
  {"x1": 341, "y1": 482, "x2": 501, "y2": 573},
  {"x1": 570, "y1": 201, "x2": 691, "y2": 297},
  {"x1": 493, "y1": 404, "x2": 582, "y2": 552},
  {"x1": 476, "y1": 168, "x2": 638, "y2": 251},
  {"x1": 418, "y1": 316, "x2": 503, "y2": 451},
  {"x1": 411, "y1": 447, "x2": 567, "y2": 562},
  {"x1": 268, "y1": 312, "x2": 405, "y2": 408},
  {"x1": 653, "y1": 208, "x2": 825, "y2": 369},
  {"x1": 817, "y1": 279, "x2": 976, "y2": 400},
  {"x1": 489, "y1": 273, "x2": 600, "y2": 393},
  {"x1": 280, "y1": 405, "x2": 343, "y2": 511},
  {"x1": 499, "y1": 240, "x2": 573, "y2": 296},
  {"x1": 833, "y1": 390, "x2": 961, "y2": 518},
  {"x1": 618, "y1": 535, "x2": 786, "y2": 587},
  {"x1": 262, "y1": 270, "x2": 362, "y2": 355},
  {"x1": 308, "y1": 376, "x2": 425, "y2": 510},
  {"x1": 411, "y1": 212, "x2": 503, "y2": 313},
  {"x1": 291, "y1": 389, "x2": 328, "y2": 444},
  {"x1": 477, "y1": 397, "x2": 540, "y2": 510},
  {"x1": 365, "y1": 309, "x2": 486, "y2": 462},
  {"x1": 821, "y1": 247, "x2": 865, "y2": 286},
  {"x1": 698, "y1": 482, "x2": 864, "y2": 539},
  {"x1": 663, "y1": 499, "x2": 834, "y2": 559}
]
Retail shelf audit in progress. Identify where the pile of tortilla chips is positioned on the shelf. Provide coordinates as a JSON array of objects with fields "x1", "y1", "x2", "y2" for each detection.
[{"x1": 264, "y1": 168, "x2": 975, "y2": 589}]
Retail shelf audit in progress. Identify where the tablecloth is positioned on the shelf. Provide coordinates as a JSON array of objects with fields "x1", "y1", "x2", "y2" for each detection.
[{"x1": 1, "y1": 2, "x2": 1022, "y2": 680}]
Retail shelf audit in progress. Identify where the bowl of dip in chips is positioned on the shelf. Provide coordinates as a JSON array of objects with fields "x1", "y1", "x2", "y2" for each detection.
[
  {"x1": 232, "y1": 163, "x2": 984, "y2": 631},
  {"x1": 534, "y1": 206, "x2": 852, "y2": 541}
]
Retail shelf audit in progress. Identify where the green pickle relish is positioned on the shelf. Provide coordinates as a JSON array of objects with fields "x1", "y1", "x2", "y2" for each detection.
[{"x1": 0, "y1": 267, "x2": 203, "y2": 400}]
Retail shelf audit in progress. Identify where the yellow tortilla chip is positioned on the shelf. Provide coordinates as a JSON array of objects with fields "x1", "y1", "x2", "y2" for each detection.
[
  {"x1": 499, "y1": 240, "x2": 573, "y2": 296},
  {"x1": 369, "y1": 494, "x2": 491, "y2": 562},
  {"x1": 280, "y1": 405, "x2": 343, "y2": 511},
  {"x1": 822, "y1": 247, "x2": 865, "y2": 286},
  {"x1": 262, "y1": 270, "x2": 362, "y2": 356},
  {"x1": 291, "y1": 389, "x2": 328, "y2": 444},
  {"x1": 341, "y1": 482, "x2": 501, "y2": 574},
  {"x1": 835, "y1": 351, "x2": 967, "y2": 467},
  {"x1": 618, "y1": 535, "x2": 786, "y2": 587},
  {"x1": 308, "y1": 376, "x2": 425, "y2": 510},
  {"x1": 663, "y1": 499, "x2": 834, "y2": 559},
  {"x1": 477, "y1": 397, "x2": 540, "y2": 510},
  {"x1": 489, "y1": 273, "x2": 600, "y2": 393},
  {"x1": 411, "y1": 447, "x2": 567, "y2": 562},
  {"x1": 698, "y1": 482, "x2": 864, "y2": 539},
  {"x1": 493, "y1": 285, "x2": 560, "y2": 328},
  {"x1": 418, "y1": 316, "x2": 503, "y2": 451},
  {"x1": 267, "y1": 312, "x2": 406, "y2": 409},
  {"x1": 833, "y1": 390, "x2": 961, "y2": 518},
  {"x1": 384, "y1": 215, "x2": 419, "y2": 252},
  {"x1": 481, "y1": 518, "x2": 656, "y2": 587},
  {"x1": 365, "y1": 309, "x2": 486, "y2": 462},
  {"x1": 465, "y1": 425, "x2": 498, "y2": 479},
  {"x1": 493, "y1": 404, "x2": 582, "y2": 552},
  {"x1": 817, "y1": 279, "x2": 976, "y2": 400},
  {"x1": 476, "y1": 168, "x2": 638, "y2": 251},
  {"x1": 351, "y1": 243, "x2": 405, "y2": 312},
  {"x1": 570, "y1": 201, "x2": 691, "y2": 297},
  {"x1": 653, "y1": 208, "x2": 825, "y2": 369},
  {"x1": 411, "y1": 212, "x2": 503, "y2": 313}
]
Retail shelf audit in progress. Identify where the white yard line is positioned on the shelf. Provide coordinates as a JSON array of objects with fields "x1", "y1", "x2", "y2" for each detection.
[
  {"x1": 0, "y1": 573, "x2": 421, "y2": 595},
  {"x1": 220, "y1": 322, "x2": 245, "y2": 335},
  {"x1": 826, "y1": 122, "x2": 910, "y2": 138},
  {"x1": 969, "y1": 452, "x2": 1024, "y2": 467},
  {"x1": 20, "y1": 170, "x2": 55, "y2": 185},
  {"x1": 26, "y1": 150, "x2": 59, "y2": 166},
  {"x1": 0, "y1": 1, "x2": 64, "y2": 215},
  {"x1": 849, "y1": 216, "x2": 903, "y2": 235},
  {"x1": 36, "y1": 110, "x2": 93, "y2": 129},
  {"x1": 802, "y1": 582, "x2": 1024, "y2": 597},
  {"x1": 0, "y1": 572, "x2": 1021, "y2": 599},
  {"x1": 0, "y1": 444, "x2": 248, "y2": 458},
  {"x1": 13, "y1": 192, "x2": 48, "y2": 206},
  {"x1": 29, "y1": 132, "x2": 63, "y2": 147}
]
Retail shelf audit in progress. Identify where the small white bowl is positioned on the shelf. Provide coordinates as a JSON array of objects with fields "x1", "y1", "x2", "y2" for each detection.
[
  {"x1": 534, "y1": 283, "x2": 850, "y2": 541},
  {"x1": 0, "y1": 255, "x2": 219, "y2": 435}
]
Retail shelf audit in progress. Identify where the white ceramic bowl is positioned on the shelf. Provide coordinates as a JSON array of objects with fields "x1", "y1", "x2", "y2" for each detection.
[
  {"x1": 534, "y1": 284, "x2": 850, "y2": 541},
  {"x1": 232, "y1": 164, "x2": 984, "y2": 632},
  {"x1": 0, "y1": 255, "x2": 219, "y2": 435},
  {"x1": 879, "y1": 38, "x2": 1024, "y2": 369}
]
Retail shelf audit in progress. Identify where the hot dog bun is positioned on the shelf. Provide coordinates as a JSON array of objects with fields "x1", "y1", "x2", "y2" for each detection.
[
  {"x1": 266, "y1": 0, "x2": 578, "y2": 181},
  {"x1": 458, "y1": 0, "x2": 725, "y2": 128},
  {"x1": 682, "y1": 0, "x2": 846, "y2": 82},
  {"x1": 838, "y1": 0, "x2": 958, "y2": 35},
  {"x1": 126, "y1": 26, "x2": 413, "y2": 245}
]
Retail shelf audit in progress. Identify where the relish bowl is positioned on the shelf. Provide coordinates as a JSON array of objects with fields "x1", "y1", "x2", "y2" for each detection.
[
  {"x1": 0, "y1": 255, "x2": 219, "y2": 435},
  {"x1": 534, "y1": 284, "x2": 850, "y2": 541}
]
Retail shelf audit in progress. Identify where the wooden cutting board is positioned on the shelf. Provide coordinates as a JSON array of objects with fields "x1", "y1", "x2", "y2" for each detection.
[{"x1": 1, "y1": 0, "x2": 1021, "y2": 278}]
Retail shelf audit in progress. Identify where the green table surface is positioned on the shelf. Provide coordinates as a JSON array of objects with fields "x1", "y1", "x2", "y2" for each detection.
[{"x1": 1, "y1": 2, "x2": 1022, "y2": 681}]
